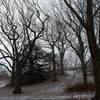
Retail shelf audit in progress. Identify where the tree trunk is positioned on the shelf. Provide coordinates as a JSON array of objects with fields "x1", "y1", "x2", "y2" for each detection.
[
  {"x1": 86, "y1": 22, "x2": 100, "y2": 100},
  {"x1": 52, "y1": 48, "x2": 57, "y2": 81},
  {"x1": 81, "y1": 62, "x2": 88, "y2": 89},
  {"x1": 60, "y1": 53, "x2": 64, "y2": 75},
  {"x1": 10, "y1": 72, "x2": 15, "y2": 86},
  {"x1": 99, "y1": 11, "x2": 100, "y2": 45},
  {"x1": 86, "y1": 0, "x2": 100, "y2": 99},
  {"x1": 52, "y1": 62, "x2": 57, "y2": 81},
  {"x1": 78, "y1": 32, "x2": 88, "y2": 87},
  {"x1": 13, "y1": 65, "x2": 22, "y2": 94},
  {"x1": 91, "y1": 48, "x2": 100, "y2": 100}
]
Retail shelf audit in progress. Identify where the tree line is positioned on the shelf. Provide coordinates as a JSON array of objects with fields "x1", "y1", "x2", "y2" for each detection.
[{"x1": 0, "y1": 0, "x2": 100, "y2": 100}]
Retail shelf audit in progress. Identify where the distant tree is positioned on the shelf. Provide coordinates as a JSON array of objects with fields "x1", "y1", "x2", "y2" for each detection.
[
  {"x1": 48, "y1": 1, "x2": 90, "y2": 88},
  {"x1": 41, "y1": 19, "x2": 60, "y2": 81},
  {"x1": 21, "y1": 45, "x2": 50, "y2": 85},
  {"x1": 55, "y1": 21, "x2": 70, "y2": 74}
]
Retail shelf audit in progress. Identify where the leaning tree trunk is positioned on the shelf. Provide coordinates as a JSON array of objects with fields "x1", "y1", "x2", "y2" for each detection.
[{"x1": 13, "y1": 64, "x2": 22, "y2": 94}]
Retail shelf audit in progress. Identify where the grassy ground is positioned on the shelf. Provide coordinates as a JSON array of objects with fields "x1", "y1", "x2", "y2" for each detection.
[{"x1": 0, "y1": 71, "x2": 94, "y2": 100}]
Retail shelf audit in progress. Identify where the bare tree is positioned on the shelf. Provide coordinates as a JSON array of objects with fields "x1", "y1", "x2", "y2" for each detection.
[
  {"x1": 63, "y1": 0, "x2": 100, "y2": 99},
  {"x1": 49, "y1": 1, "x2": 90, "y2": 88},
  {"x1": 42, "y1": 1, "x2": 71, "y2": 75},
  {"x1": 41, "y1": 19, "x2": 60, "y2": 81},
  {"x1": 55, "y1": 20, "x2": 70, "y2": 75},
  {"x1": 0, "y1": 0, "x2": 48, "y2": 94},
  {"x1": 64, "y1": 22, "x2": 89, "y2": 89}
]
